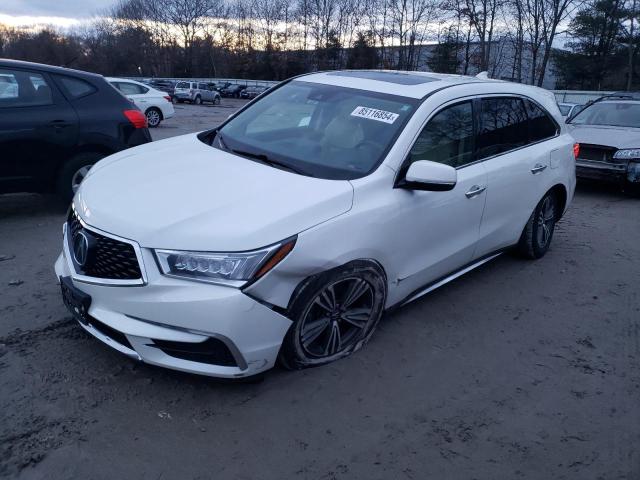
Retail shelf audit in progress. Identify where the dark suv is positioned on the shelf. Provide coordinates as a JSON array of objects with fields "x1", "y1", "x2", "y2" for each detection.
[{"x1": 0, "y1": 59, "x2": 151, "y2": 201}]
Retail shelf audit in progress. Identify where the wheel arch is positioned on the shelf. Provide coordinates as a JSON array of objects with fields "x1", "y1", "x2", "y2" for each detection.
[{"x1": 548, "y1": 183, "x2": 568, "y2": 220}]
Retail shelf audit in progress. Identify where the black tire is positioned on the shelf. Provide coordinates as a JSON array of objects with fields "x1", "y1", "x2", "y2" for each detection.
[
  {"x1": 214, "y1": 96, "x2": 220, "y2": 105},
  {"x1": 279, "y1": 261, "x2": 387, "y2": 370},
  {"x1": 145, "y1": 107, "x2": 162, "y2": 128},
  {"x1": 56, "y1": 152, "x2": 105, "y2": 203},
  {"x1": 516, "y1": 192, "x2": 558, "y2": 259},
  {"x1": 194, "y1": 95, "x2": 202, "y2": 105}
]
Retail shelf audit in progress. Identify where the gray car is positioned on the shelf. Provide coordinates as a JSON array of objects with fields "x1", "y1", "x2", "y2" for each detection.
[
  {"x1": 173, "y1": 81, "x2": 221, "y2": 105},
  {"x1": 568, "y1": 95, "x2": 640, "y2": 194}
]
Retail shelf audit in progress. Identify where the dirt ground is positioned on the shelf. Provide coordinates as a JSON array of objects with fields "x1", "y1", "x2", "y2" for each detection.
[{"x1": 1, "y1": 101, "x2": 639, "y2": 479}]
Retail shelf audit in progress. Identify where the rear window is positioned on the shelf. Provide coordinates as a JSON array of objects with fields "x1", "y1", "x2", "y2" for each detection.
[
  {"x1": 114, "y1": 82, "x2": 148, "y2": 95},
  {"x1": 56, "y1": 75, "x2": 96, "y2": 99},
  {"x1": 176, "y1": 81, "x2": 190, "y2": 89}
]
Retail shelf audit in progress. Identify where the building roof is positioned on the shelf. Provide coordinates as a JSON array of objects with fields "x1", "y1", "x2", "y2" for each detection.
[{"x1": 299, "y1": 70, "x2": 491, "y2": 99}]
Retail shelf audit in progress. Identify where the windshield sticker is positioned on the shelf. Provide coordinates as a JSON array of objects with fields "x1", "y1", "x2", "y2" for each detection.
[{"x1": 350, "y1": 106, "x2": 399, "y2": 124}]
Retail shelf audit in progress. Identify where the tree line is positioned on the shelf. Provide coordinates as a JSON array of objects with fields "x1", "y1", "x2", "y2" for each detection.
[{"x1": 0, "y1": 0, "x2": 638, "y2": 90}]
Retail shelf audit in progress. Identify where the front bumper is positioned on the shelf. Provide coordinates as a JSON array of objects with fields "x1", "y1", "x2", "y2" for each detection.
[
  {"x1": 54, "y1": 243, "x2": 292, "y2": 378},
  {"x1": 576, "y1": 158, "x2": 640, "y2": 184}
]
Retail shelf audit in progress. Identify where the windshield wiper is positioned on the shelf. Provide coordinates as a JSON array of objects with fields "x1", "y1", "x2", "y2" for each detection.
[{"x1": 230, "y1": 148, "x2": 305, "y2": 175}]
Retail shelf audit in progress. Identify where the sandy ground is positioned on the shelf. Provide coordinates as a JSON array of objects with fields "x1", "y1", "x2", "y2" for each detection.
[{"x1": 1, "y1": 102, "x2": 639, "y2": 479}]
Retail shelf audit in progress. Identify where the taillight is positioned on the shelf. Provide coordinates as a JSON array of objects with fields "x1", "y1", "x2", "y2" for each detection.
[
  {"x1": 123, "y1": 109, "x2": 148, "y2": 129},
  {"x1": 573, "y1": 143, "x2": 580, "y2": 159},
  {"x1": 164, "y1": 95, "x2": 171, "y2": 102}
]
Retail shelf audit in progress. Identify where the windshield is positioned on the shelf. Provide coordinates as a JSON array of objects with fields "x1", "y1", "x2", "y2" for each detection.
[
  {"x1": 570, "y1": 102, "x2": 640, "y2": 128},
  {"x1": 216, "y1": 80, "x2": 417, "y2": 179}
]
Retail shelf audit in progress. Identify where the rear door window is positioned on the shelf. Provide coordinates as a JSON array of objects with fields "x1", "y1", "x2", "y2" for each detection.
[
  {"x1": 0, "y1": 69, "x2": 53, "y2": 107},
  {"x1": 477, "y1": 97, "x2": 529, "y2": 159}
]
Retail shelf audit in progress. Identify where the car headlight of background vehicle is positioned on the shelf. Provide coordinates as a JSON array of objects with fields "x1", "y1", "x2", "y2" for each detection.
[
  {"x1": 613, "y1": 148, "x2": 640, "y2": 160},
  {"x1": 154, "y1": 238, "x2": 296, "y2": 286}
]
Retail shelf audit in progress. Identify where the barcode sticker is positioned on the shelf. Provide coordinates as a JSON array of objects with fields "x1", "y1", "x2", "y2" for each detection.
[{"x1": 350, "y1": 106, "x2": 399, "y2": 124}]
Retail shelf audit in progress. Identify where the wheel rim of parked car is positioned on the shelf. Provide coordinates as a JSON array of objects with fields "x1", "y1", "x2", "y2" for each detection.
[
  {"x1": 146, "y1": 109, "x2": 161, "y2": 127},
  {"x1": 71, "y1": 166, "x2": 91, "y2": 193},
  {"x1": 299, "y1": 277, "x2": 375, "y2": 358},
  {"x1": 536, "y1": 196, "x2": 556, "y2": 247}
]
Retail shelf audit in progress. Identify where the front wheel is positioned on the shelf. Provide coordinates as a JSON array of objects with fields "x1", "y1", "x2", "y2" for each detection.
[
  {"x1": 214, "y1": 96, "x2": 220, "y2": 105},
  {"x1": 279, "y1": 262, "x2": 386, "y2": 370},
  {"x1": 516, "y1": 192, "x2": 558, "y2": 259},
  {"x1": 194, "y1": 95, "x2": 202, "y2": 105}
]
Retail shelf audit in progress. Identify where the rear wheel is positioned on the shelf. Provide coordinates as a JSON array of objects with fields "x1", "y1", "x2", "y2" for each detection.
[
  {"x1": 145, "y1": 107, "x2": 162, "y2": 127},
  {"x1": 279, "y1": 262, "x2": 386, "y2": 370},
  {"x1": 516, "y1": 192, "x2": 558, "y2": 259},
  {"x1": 194, "y1": 95, "x2": 202, "y2": 105},
  {"x1": 56, "y1": 152, "x2": 105, "y2": 203},
  {"x1": 214, "y1": 96, "x2": 220, "y2": 105}
]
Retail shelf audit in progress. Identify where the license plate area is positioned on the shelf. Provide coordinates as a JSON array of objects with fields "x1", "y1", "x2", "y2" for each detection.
[{"x1": 60, "y1": 276, "x2": 92, "y2": 325}]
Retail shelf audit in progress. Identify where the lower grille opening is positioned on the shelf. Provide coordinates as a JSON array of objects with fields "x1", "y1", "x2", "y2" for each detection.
[
  {"x1": 88, "y1": 316, "x2": 134, "y2": 351},
  {"x1": 149, "y1": 338, "x2": 237, "y2": 367}
]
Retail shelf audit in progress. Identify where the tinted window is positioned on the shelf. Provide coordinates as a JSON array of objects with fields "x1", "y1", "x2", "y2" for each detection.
[
  {"x1": 217, "y1": 81, "x2": 417, "y2": 180},
  {"x1": 176, "y1": 81, "x2": 190, "y2": 89},
  {"x1": 0, "y1": 69, "x2": 52, "y2": 107},
  {"x1": 56, "y1": 75, "x2": 95, "y2": 98},
  {"x1": 478, "y1": 98, "x2": 528, "y2": 158},
  {"x1": 409, "y1": 101, "x2": 474, "y2": 168},
  {"x1": 198, "y1": 83, "x2": 208, "y2": 90},
  {"x1": 527, "y1": 100, "x2": 558, "y2": 142}
]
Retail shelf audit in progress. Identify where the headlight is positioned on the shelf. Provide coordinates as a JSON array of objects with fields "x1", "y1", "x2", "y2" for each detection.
[
  {"x1": 154, "y1": 238, "x2": 296, "y2": 287},
  {"x1": 613, "y1": 148, "x2": 640, "y2": 159}
]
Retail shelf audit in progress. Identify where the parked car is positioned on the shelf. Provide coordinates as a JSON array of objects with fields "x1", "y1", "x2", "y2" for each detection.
[
  {"x1": 173, "y1": 81, "x2": 221, "y2": 105},
  {"x1": 568, "y1": 94, "x2": 640, "y2": 194},
  {"x1": 146, "y1": 79, "x2": 177, "y2": 101},
  {"x1": 220, "y1": 84, "x2": 247, "y2": 98},
  {"x1": 212, "y1": 81, "x2": 231, "y2": 92},
  {"x1": 240, "y1": 85, "x2": 269, "y2": 99},
  {"x1": 557, "y1": 102, "x2": 582, "y2": 120},
  {"x1": 55, "y1": 70, "x2": 575, "y2": 379},
  {"x1": 108, "y1": 77, "x2": 174, "y2": 128},
  {"x1": 0, "y1": 59, "x2": 151, "y2": 201}
]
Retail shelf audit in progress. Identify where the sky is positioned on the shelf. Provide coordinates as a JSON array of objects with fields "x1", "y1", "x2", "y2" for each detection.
[{"x1": 0, "y1": 0, "x2": 115, "y2": 28}]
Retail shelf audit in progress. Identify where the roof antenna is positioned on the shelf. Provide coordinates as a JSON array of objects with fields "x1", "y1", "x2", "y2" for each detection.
[{"x1": 476, "y1": 71, "x2": 489, "y2": 80}]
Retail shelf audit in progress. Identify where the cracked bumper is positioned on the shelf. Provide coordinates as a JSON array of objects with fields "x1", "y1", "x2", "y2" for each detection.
[{"x1": 55, "y1": 249, "x2": 292, "y2": 378}]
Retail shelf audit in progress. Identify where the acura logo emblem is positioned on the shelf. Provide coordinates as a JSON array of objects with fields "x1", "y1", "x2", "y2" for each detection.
[{"x1": 72, "y1": 230, "x2": 90, "y2": 267}]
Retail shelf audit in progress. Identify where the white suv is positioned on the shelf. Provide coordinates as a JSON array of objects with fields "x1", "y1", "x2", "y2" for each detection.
[{"x1": 55, "y1": 71, "x2": 576, "y2": 378}]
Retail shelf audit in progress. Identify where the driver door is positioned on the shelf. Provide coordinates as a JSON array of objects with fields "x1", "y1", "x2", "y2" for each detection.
[{"x1": 390, "y1": 100, "x2": 488, "y2": 298}]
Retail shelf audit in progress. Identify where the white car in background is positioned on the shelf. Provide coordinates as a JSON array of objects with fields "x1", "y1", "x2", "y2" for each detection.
[
  {"x1": 56, "y1": 71, "x2": 576, "y2": 379},
  {"x1": 108, "y1": 77, "x2": 174, "y2": 128}
]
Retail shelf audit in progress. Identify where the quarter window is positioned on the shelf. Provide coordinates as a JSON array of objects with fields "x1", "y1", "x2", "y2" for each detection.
[
  {"x1": 408, "y1": 101, "x2": 474, "y2": 168},
  {"x1": 56, "y1": 75, "x2": 95, "y2": 98},
  {"x1": 477, "y1": 97, "x2": 529, "y2": 159},
  {"x1": 0, "y1": 69, "x2": 52, "y2": 107},
  {"x1": 526, "y1": 100, "x2": 558, "y2": 142}
]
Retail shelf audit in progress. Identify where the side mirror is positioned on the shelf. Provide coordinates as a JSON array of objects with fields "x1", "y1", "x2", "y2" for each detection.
[{"x1": 398, "y1": 160, "x2": 457, "y2": 191}]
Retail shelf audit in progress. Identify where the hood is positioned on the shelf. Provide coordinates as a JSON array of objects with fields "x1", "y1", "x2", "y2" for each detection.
[
  {"x1": 76, "y1": 134, "x2": 353, "y2": 251},
  {"x1": 568, "y1": 124, "x2": 640, "y2": 149}
]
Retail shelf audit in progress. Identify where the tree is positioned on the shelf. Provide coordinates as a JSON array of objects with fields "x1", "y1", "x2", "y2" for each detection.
[{"x1": 346, "y1": 31, "x2": 379, "y2": 68}]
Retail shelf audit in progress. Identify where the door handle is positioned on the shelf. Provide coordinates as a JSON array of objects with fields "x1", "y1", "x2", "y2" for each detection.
[
  {"x1": 465, "y1": 185, "x2": 486, "y2": 198},
  {"x1": 49, "y1": 120, "x2": 72, "y2": 130},
  {"x1": 531, "y1": 164, "x2": 548, "y2": 174}
]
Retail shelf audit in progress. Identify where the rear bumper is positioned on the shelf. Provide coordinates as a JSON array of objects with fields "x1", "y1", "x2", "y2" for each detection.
[{"x1": 54, "y1": 247, "x2": 292, "y2": 378}]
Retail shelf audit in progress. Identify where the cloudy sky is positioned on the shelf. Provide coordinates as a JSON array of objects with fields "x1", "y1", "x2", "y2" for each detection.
[{"x1": 0, "y1": 0, "x2": 115, "y2": 27}]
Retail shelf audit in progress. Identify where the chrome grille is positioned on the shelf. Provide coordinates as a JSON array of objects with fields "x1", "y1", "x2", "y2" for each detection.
[{"x1": 67, "y1": 210, "x2": 142, "y2": 281}]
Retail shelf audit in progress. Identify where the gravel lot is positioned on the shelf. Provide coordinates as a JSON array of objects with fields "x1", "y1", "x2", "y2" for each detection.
[{"x1": 1, "y1": 101, "x2": 639, "y2": 479}]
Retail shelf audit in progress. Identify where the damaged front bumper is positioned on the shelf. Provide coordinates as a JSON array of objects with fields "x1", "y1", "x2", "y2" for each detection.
[{"x1": 576, "y1": 158, "x2": 640, "y2": 184}]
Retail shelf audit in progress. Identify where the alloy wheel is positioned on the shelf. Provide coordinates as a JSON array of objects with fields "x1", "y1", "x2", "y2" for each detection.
[
  {"x1": 71, "y1": 165, "x2": 91, "y2": 193},
  {"x1": 146, "y1": 109, "x2": 161, "y2": 127},
  {"x1": 536, "y1": 196, "x2": 556, "y2": 247},
  {"x1": 299, "y1": 277, "x2": 375, "y2": 358}
]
